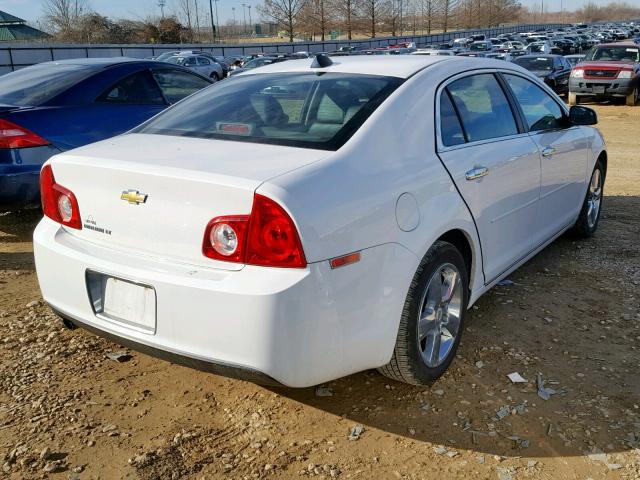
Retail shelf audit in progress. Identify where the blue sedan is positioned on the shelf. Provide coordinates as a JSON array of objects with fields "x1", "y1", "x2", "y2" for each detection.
[{"x1": 0, "y1": 58, "x2": 212, "y2": 211}]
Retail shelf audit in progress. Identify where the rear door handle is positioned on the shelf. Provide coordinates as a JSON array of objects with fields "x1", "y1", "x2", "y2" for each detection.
[
  {"x1": 541, "y1": 146, "x2": 556, "y2": 157},
  {"x1": 465, "y1": 166, "x2": 489, "y2": 181}
]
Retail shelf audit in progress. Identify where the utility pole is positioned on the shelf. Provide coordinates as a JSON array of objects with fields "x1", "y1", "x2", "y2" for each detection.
[
  {"x1": 399, "y1": 0, "x2": 403, "y2": 36},
  {"x1": 209, "y1": 0, "x2": 216, "y2": 42},
  {"x1": 242, "y1": 3, "x2": 247, "y2": 35},
  {"x1": 214, "y1": 0, "x2": 220, "y2": 42},
  {"x1": 232, "y1": 7, "x2": 236, "y2": 36},
  {"x1": 158, "y1": 0, "x2": 166, "y2": 18},
  {"x1": 248, "y1": 5, "x2": 252, "y2": 35},
  {"x1": 195, "y1": 0, "x2": 200, "y2": 41}
]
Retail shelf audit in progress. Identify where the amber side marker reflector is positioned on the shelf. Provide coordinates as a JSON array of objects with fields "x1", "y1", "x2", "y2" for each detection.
[{"x1": 330, "y1": 252, "x2": 361, "y2": 269}]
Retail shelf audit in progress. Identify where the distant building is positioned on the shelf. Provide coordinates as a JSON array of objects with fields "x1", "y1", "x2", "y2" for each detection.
[{"x1": 0, "y1": 11, "x2": 49, "y2": 42}]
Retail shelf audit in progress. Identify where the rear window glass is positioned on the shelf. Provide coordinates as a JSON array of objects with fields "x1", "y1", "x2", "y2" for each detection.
[
  {"x1": 0, "y1": 64, "x2": 95, "y2": 106},
  {"x1": 514, "y1": 57, "x2": 554, "y2": 71},
  {"x1": 135, "y1": 72, "x2": 402, "y2": 151}
]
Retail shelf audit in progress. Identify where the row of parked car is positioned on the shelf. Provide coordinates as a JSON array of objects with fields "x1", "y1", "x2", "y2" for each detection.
[{"x1": 0, "y1": 22, "x2": 637, "y2": 211}]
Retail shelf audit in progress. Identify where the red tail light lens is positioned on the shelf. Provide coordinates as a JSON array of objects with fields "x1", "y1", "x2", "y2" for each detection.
[
  {"x1": 40, "y1": 164, "x2": 82, "y2": 230},
  {"x1": 0, "y1": 119, "x2": 49, "y2": 149},
  {"x1": 246, "y1": 194, "x2": 306, "y2": 268},
  {"x1": 202, "y1": 194, "x2": 306, "y2": 268}
]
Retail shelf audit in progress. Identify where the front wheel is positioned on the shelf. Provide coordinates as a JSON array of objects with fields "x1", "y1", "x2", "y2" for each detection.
[
  {"x1": 568, "y1": 91, "x2": 579, "y2": 105},
  {"x1": 572, "y1": 159, "x2": 605, "y2": 238},
  {"x1": 378, "y1": 241, "x2": 469, "y2": 385},
  {"x1": 626, "y1": 86, "x2": 638, "y2": 106},
  {"x1": 210, "y1": 72, "x2": 219, "y2": 82}
]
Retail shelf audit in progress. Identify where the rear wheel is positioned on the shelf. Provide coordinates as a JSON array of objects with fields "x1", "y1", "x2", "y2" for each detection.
[
  {"x1": 210, "y1": 72, "x2": 219, "y2": 82},
  {"x1": 572, "y1": 159, "x2": 605, "y2": 238},
  {"x1": 378, "y1": 241, "x2": 469, "y2": 385},
  {"x1": 626, "y1": 86, "x2": 638, "y2": 106},
  {"x1": 568, "y1": 92, "x2": 579, "y2": 105}
]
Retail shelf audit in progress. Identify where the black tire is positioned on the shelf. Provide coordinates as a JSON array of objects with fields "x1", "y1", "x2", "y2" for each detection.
[
  {"x1": 572, "y1": 158, "x2": 605, "y2": 238},
  {"x1": 210, "y1": 72, "x2": 219, "y2": 81},
  {"x1": 378, "y1": 241, "x2": 469, "y2": 385},
  {"x1": 626, "y1": 86, "x2": 638, "y2": 106}
]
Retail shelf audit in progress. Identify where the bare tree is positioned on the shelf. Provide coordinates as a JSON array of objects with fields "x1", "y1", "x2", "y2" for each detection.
[
  {"x1": 300, "y1": 0, "x2": 331, "y2": 41},
  {"x1": 333, "y1": 0, "x2": 357, "y2": 40},
  {"x1": 259, "y1": 0, "x2": 308, "y2": 42},
  {"x1": 436, "y1": 0, "x2": 457, "y2": 32},
  {"x1": 361, "y1": 0, "x2": 388, "y2": 37},
  {"x1": 42, "y1": 0, "x2": 90, "y2": 38},
  {"x1": 177, "y1": 0, "x2": 194, "y2": 40}
]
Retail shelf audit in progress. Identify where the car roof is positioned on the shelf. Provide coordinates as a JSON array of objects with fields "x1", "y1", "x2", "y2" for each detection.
[
  {"x1": 238, "y1": 55, "x2": 460, "y2": 79},
  {"x1": 39, "y1": 57, "x2": 151, "y2": 67},
  {"x1": 34, "y1": 57, "x2": 163, "y2": 73},
  {"x1": 517, "y1": 54, "x2": 561, "y2": 58},
  {"x1": 598, "y1": 42, "x2": 637, "y2": 47}
]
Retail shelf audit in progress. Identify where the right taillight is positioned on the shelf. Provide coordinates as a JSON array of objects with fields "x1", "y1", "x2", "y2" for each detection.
[
  {"x1": 0, "y1": 119, "x2": 49, "y2": 149},
  {"x1": 202, "y1": 194, "x2": 306, "y2": 268},
  {"x1": 40, "y1": 164, "x2": 82, "y2": 230}
]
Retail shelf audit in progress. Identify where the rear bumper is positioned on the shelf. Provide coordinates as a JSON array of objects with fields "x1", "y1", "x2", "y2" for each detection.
[
  {"x1": 0, "y1": 145, "x2": 60, "y2": 211},
  {"x1": 0, "y1": 170, "x2": 40, "y2": 211},
  {"x1": 52, "y1": 306, "x2": 281, "y2": 386},
  {"x1": 34, "y1": 218, "x2": 416, "y2": 387},
  {"x1": 569, "y1": 77, "x2": 635, "y2": 96}
]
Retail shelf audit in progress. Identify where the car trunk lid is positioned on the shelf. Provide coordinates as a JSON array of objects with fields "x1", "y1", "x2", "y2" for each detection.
[{"x1": 49, "y1": 133, "x2": 328, "y2": 270}]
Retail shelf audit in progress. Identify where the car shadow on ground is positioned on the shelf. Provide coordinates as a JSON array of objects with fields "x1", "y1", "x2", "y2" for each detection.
[
  {"x1": 267, "y1": 195, "x2": 639, "y2": 459},
  {"x1": 0, "y1": 209, "x2": 41, "y2": 243}
]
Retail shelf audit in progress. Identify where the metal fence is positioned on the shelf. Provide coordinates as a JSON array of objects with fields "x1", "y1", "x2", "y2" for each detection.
[{"x1": 0, "y1": 23, "x2": 564, "y2": 74}]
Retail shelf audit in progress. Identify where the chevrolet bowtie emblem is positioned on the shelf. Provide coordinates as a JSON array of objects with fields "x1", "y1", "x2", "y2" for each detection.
[{"x1": 120, "y1": 189, "x2": 148, "y2": 205}]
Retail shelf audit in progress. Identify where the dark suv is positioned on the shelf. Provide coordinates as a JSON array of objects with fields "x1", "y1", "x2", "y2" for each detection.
[{"x1": 569, "y1": 43, "x2": 640, "y2": 106}]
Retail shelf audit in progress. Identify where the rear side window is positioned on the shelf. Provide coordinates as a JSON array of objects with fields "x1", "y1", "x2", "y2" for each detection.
[
  {"x1": 503, "y1": 74, "x2": 565, "y2": 131},
  {"x1": 135, "y1": 72, "x2": 403, "y2": 151},
  {"x1": 439, "y1": 91, "x2": 465, "y2": 146},
  {"x1": 151, "y1": 70, "x2": 211, "y2": 104},
  {"x1": 97, "y1": 71, "x2": 164, "y2": 105},
  {"x1": 446, "y1": 74, "x2": 518, "y2": 143}
]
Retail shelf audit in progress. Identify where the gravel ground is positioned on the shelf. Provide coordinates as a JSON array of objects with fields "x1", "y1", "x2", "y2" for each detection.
[{"x1": 0, "y1": 103, "x2": 639, "y2": 480}]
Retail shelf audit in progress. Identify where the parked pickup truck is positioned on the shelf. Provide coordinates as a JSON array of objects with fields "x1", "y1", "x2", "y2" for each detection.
[{"x1": 569, "y1": 42, "x2": 640, "y2": 106}]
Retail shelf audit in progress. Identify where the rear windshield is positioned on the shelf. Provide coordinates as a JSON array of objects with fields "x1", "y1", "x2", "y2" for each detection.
[
  {"x1": 514, "y1": 57, "x2": 554, "y2": 71},
  {"x1": 586, "y1": 46, "x2": 639, "y2": 62},
  {"x1": 135, "y1": 72, "x2": 402, "y2": 151},
  {"x1": 0, "y1": 64, "x2": 95, "y2": 106}
]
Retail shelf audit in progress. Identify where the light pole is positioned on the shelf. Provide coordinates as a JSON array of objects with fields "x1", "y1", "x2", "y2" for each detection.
[
  {"x1": 242, "y1": 4, "x2": 247, "y2": 35},
  {"x1": 232, "y1": 7, "x2": 236, "y2": 36},
  {"x1": 209, "y1": 0, "x2": 216, "y2": 42},
  {"x1": 214, "y1": 0, "x2": 221, "y2": 42},
  {"x1": 248, "y1": 5, "x2": 252, "y2": 35},
  {"x1": 158, "y1": 0, "x2": 166, "y2": 18}
]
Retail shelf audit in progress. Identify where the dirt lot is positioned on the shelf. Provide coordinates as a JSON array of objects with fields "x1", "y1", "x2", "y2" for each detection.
[{"x1": 1, "y1": 103, "x2": 639, "y2": 480}]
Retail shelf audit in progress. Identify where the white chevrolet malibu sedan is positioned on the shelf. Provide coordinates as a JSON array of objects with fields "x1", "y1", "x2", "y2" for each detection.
[{"x1": 34, "y1": 55, "x2": 606, "y2": 387}]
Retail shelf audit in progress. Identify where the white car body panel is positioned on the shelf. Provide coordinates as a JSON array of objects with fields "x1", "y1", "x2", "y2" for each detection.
[{"x1": 34, "y1": 56, "x2": 606, "y2": 387}]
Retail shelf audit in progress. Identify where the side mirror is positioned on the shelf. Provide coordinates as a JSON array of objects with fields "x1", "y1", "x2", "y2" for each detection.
[{"x1": 569, "y1": 105, "x2": 598, "y2": 125}]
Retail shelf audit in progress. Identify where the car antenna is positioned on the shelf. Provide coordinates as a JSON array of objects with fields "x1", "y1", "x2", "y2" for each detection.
[{"x1": 311, "y1": 53, "x2": 333, "y2": 68}]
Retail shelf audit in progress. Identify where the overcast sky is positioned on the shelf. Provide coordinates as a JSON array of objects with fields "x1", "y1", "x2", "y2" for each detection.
[{"x1": 1, "y1": 0, "x2": 638, "y2": 25}]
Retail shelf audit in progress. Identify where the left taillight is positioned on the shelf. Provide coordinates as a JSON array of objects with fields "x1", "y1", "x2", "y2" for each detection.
[
  {"x1": 40, "y1": 164, "x2": 82, "y2": 230},
  {"x1": 0, "y1": 119, "x2": 49, "y2": 149}
]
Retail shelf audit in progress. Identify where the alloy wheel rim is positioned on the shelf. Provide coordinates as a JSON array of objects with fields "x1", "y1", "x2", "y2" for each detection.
[
  {"x1": 417, "y1": 263, "x2": 463, "y2": 368},
  {"x1": 586, "y1": 168, "x2": 602, "y2": 229}
]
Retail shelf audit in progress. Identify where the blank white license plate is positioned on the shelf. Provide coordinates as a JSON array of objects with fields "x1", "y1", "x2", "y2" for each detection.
[
  {"x1": 592, "y1": 86, "x2": 605, "y2": 94},
  {"x1": 103, "y1": 277, "x2": 156, "y2": 332}
]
